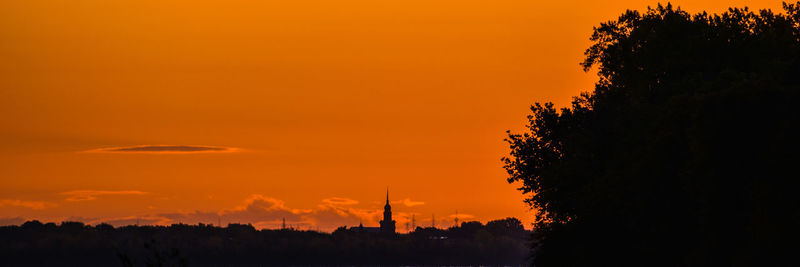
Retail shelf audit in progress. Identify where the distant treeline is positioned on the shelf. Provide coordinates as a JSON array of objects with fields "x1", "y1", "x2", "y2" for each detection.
[{"x1": 0, "y1": 217, "x2": 531, "y2": 266}]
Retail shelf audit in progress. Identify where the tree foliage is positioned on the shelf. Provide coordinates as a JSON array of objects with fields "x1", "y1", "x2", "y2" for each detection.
[{"x1": 504, "y1": 2, "x2": 800, "y2": 266}]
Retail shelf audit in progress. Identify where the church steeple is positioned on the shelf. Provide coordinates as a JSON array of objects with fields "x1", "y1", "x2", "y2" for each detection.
[
  {"x1": 380, "y1": 187, "x2": 396, "y2": 234},
  {"x1": 384, "y1": 188, "x2": 391, "y2": 209}
]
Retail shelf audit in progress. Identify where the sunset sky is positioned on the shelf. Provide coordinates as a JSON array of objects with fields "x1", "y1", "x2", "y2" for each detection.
[{"x1": 0, "y1": 0, "x2": 783, "y2": 231}]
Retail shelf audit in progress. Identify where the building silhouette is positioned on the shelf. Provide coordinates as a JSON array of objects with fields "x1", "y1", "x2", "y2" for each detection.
[
  {"x1": 348, "y1": 189, "x2": 396, "y2": 234},
  {"x1": 379, "y1": 189, "x2": 396, "y2": 234}
]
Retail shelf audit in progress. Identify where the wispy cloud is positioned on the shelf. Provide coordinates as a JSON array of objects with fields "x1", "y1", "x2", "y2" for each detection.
[
  {"x1": 0, "y1": 199, "x2": 58, "y2": 210},
  {"x1": 322, "y1": 197, "x2": 359, "y2": 206},
  {"x1": 83, "y1": 145, "x2": 238, "y2": 154},
  {"x1": 221, "y1": 194, "x2": 312, "y2": 222},
  {"x1": 61, "y1": 190, "x2": 148, "y2": 202},
  {"x1": 392, "y1": 198, "x2": 425, "y2": 207}
]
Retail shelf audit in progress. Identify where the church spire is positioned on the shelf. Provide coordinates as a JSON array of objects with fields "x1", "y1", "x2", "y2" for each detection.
[
  {"x1": 384, "y1": 187, "x2": 391, "y2": 210},
  {"x1": 380, "y1": 187, "x2": 395, "y2": 234}
]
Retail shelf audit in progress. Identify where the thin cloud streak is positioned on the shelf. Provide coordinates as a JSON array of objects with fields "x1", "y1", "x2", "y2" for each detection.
[
  {"x1": 322, "y1": 197, "x2": 359, "y2": 206},
  {"x1": 61, "y1": 190, "x2": 148, "y2": 202},
  {"x1": 83, "y1": 145, "x2": 239, "y2": 154},
  {"x1": 0, "y1": 199, "x2": 58, "y2": 210},
  {"x1": 392, "y1": 198, "x2": 425, "y2": 207}
]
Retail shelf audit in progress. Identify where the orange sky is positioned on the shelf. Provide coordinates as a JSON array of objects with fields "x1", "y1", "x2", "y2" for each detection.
[{"x1": 0, "y1": 0, "x2": 783, "y2": 231}]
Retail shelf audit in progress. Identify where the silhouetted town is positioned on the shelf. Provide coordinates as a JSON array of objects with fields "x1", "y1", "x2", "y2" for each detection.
[{"x1": 0, "y1": 191, "x2": 532, "y2": 266}]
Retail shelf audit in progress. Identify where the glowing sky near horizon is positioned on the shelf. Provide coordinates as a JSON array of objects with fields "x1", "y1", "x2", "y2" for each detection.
[{"x1": 0, "y1": 0, "x2": 784, "y2": 231}]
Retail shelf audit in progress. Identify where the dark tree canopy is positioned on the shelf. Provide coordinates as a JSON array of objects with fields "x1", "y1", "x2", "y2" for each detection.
[{"x1": 504, "y1": 2, "x2": 800, "y2": 266}]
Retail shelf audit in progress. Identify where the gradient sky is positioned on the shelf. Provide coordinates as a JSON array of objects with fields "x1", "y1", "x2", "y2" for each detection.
[{"x1": 0, "y1": 0, "x2": 783, "y2": 231}]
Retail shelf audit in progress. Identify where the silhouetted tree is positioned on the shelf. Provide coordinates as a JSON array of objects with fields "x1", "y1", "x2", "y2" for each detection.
[
  {"x1": 504, "y1": 2, "x2": 800, "y2": 266},
  {"x1": 485, "y1": 217, "x2": 525, "y2": 237}
]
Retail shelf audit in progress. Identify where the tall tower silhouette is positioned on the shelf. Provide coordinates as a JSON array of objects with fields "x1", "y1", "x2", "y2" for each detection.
[{"x1": 379, "y1": 188, "x2": 396, "y2": 234}]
